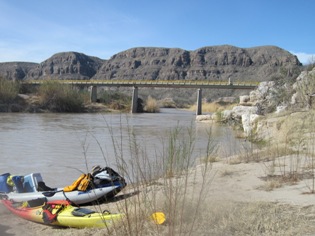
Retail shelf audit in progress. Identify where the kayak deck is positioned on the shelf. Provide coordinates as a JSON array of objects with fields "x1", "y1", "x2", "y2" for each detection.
[{"x1": 2, "y1": 199, "x2": 124, "y2": 228}]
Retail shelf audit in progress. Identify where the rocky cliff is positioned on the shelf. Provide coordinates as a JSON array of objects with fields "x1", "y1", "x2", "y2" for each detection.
[
  {"x1": 0, "y1": 62, "x2": 38, "y2": 81},
  {"x1": 25, "y1": 52, "x2": 105, "y2": 80},
  {"x1": 93, "y1": 45, "x2": 302, "y2": 82},
  {"x1": 0, "y1": 45, "x2": 302, "y2": 82}
]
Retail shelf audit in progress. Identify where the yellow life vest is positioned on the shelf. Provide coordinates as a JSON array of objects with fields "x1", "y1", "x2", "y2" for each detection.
[{"x1": 63, "y1": 174, "x2": 86, "y2": 192}]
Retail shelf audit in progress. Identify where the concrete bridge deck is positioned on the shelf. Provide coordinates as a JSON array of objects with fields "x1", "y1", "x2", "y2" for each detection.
[
  {"x1": 22, "y1": 79, "x2": 259, "y2": 114},
  {"x1": 23, "y1": 79, "x2": 258, "y2": 89}
]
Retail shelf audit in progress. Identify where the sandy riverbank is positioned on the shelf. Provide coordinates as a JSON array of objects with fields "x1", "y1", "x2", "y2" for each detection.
[{"x1": 2, "y1": 156, "x2": 315, "y2": 235}]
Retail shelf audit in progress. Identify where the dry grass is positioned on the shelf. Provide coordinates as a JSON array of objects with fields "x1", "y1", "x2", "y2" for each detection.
[
  {"x1": 186, "y1": 201, "x2": 315, "y2": 236},
  {"x1": 219, "y1": 168, "x2": 234, "y2": 177},
  {"x1": 199, "y1": 154, "x2": 220, "y2": 164},
  {"x1": 189, "y1": 102, "x2": 237, "y2": 113},
  {"x1": 258, "y1": 179, "x2": 283, "y2": 191},
  {"x1": 8, "y1": 108, "x2": 315, "y2": 235},
  {"x1": 62, "y1": 200, "x2": 315, "y2": 236},
  {"x1": 144, "y1": 96, "x2": 160, "y2": 113}
]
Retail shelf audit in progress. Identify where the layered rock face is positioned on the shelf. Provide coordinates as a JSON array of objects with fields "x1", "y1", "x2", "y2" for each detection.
[
  {"x1": 93, "y1": 45, "x2": 301, "y2": 82},
  {"x1": 0, "y1": 62, "x2": 38, "y2": 81},
  {"x1": 0, "y1": 45, "x2": 302, "y2": 82},
  {"x1": 25, "y1": 52, "x2": 105, "y2": 80}
]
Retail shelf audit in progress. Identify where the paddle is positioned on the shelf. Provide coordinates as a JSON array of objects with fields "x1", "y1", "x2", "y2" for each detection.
[{"x1": 150, "y1": 212, "x2": 166, "y2": 225}]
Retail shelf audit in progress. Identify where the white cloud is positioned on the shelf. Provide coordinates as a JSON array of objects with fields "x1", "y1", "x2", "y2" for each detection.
[{"x1": 291, "y1": 51, "x2": 315, "y2": 65}]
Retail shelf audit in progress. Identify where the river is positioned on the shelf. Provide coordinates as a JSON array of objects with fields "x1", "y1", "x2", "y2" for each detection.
[{"x1": 0, "y1": 109, "x2": 250, "y2": 186}]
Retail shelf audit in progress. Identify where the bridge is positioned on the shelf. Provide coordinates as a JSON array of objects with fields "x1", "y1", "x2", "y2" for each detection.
[{"x1": 23, "y1": 79, "x2": 259, "y2": 114}]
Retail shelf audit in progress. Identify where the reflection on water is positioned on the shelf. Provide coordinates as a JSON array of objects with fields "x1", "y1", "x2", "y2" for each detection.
[{"x1": 0, "y1": 109, "x2": 249, "y2": 186}]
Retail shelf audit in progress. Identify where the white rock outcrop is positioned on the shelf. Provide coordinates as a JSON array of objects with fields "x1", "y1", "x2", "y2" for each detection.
[
  {"x1": 219, "y1": 105, "x2": 261, "y2": 137},
  {"x1": 249, "y1": 81, "x2": 276, "y2": 104},
  {"x1": 196, "y1": 114, "x2": 212, "y2": 122},
  {"x1": 291, "y1": 68, "x2": 315, "y2": 108},
  {"x1": 242, "y1": 113, "x2": 261, "y2": 136},
  {"x1": 239, "y1": 95, "x2": 250, "y2": 105}
]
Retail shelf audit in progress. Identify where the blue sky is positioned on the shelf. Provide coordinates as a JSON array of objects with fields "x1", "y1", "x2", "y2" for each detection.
[{"x1": 0, "y1": 0, "x2": 314, "y2": 64}]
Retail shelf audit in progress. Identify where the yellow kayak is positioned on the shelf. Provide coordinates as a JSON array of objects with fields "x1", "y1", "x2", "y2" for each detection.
[{"x1": 2, "y1": 198, "x2": 124, "y2": 228}]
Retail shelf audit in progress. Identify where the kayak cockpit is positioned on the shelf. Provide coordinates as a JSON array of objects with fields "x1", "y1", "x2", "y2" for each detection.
[{"x1": 0, "y1": 173, "x2": 55, "y2": 193}]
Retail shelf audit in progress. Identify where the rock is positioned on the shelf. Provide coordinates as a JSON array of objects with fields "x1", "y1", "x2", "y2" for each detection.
[
  {"x1": 218, "y1": 105, "x2": 258, "y2": 126},
  {"x1": 291, "y1": 68, "x2": 315, "y2": 109},
  {"x1": 231, "y1": 105, "x2": 258, "y2": 119},
  {"x1": 17, "y1": 94, "x2": 30, "y2": 100},
  {"x1": 275, "y1": 105, "x2": 287, "y2": 113},
  {"x1": 291, "y1": 93, "x2": 298, "y2": 105},
  {"x1": 239, "y1": 95, "x2": 250, "y2": 104},
  {"x1": 220, "y1": 110, "x2": 233, "y2": 121},
  {"x1": 196, "y1": 114, "x2": 212, "y2": 122},
  {"x1": 249, "y1": 81, "x2": 276, "y2": 103},
  {"x1": 219, "y1": 105, "x2": 259, "y2": 136},
  {"x1": 0, "y1": 62, "x2": 38, "y2": 81},
  {"x1": 242, "y1": 113, "x2": 261, "y2": 136},
  {"x1": 248, "y1": 81, "x2": 283, "y2": 115},
  {"x1": 215, "y1": 97, "x2": 237, "y2": 104},
  {"x1": 0, "y1": 45, "x2": 302, "y2": 83},
  {"x1": 217, "y1": 67, "x2": 315, "y2": 139},
  {"x1": 25, "y1": 52, "x2": 104, "y2": 80},
  {"x1": 93, "y1": 45, "x2": 301, "y2": 82}
]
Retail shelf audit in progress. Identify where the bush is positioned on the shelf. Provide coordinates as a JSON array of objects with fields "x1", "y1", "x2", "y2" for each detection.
[
  {"x1": 159, "y1": 98, "x2": 177, "y2": 108},
  {"x1": 98, "y1": 90, "x2": 131, "y2": 111},
  {"x1": 144, "y1": 96, "x2": 160, "y2": 113},
  {"x1": 0, "y1": 78, "x2": 20, "y2": 104},
  {"x1": 38, "y1": 80, "x2": 87, "y2": 112}
]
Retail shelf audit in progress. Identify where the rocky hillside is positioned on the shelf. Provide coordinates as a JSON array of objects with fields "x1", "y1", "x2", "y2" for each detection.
[
  {"x1": 25, "y1": 52, "x2": 105, "y2": 80},
  {"x1": 0, "y1": 62, "x2": 38, "y2": 81},
  {"x1": 0, "y1": 45, "x2": 302, "y2": 82},
  {"x1": 93, "y1": 45, "x2": 302, "y2": 82}
]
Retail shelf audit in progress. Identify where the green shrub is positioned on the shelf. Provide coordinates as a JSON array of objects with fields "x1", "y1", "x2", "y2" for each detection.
[
  {"x1": 38, "y1": 80, "x2": 86, "y2": 112},
  {"x1": 98, "y1": 90, "x2": 131, "y2": 111},
  {"x1": 0, "y1": 78, "x2": 20, "y2": 104}
]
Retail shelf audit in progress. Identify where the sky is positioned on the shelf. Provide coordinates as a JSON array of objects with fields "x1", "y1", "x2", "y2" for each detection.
[{"x1": 0, "y1": 0, "x2": 314, "y2": 65}]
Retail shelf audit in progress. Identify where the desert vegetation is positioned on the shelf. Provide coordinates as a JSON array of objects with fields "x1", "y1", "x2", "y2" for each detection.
[
  {"x1": 97, "y1": 89, "x2": 132, "y2": 112},
  {"x1": 3, "y1": 68, "x2": 315, "y2": 235},
  {"x1": 189, "y1": 101, "x2": 237, "y2": 113},
  {"x1": 25, "y1": 110, "x2": 315, "y2": 236},
  {"x1": 106, "y1": 66, "x2": 315, "y2": 235},
  {"x1": 0, "y1": 78, "x2": 20, "y2": 103},
  {"x1": 144, "y1": 95, "x2": 160, "y2": 113},
  {"x1": 0, "y1": 79, "x2": 164, "y2": 113},
  {"x1": 37, "y1": 80, "x2": 89, "y2": 112},
  {"x1": 0, "y1": 78, "x2": 21, "y2": 111}
]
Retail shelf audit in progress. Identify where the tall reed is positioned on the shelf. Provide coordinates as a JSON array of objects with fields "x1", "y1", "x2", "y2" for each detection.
[
  {"x1": 64, "y1": 112, "x2": 315, "y2": 236},
  {"x1": 81, "y1": 116, "x2": 217, "y2": 235}
]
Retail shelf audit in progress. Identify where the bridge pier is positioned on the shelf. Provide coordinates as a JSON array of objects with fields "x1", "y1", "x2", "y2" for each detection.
[
  {"x1": 90, "y1": 86, "x2": 97, "y2": 102},
  {"x1": 131, "y1": 86, "x2": 138, "y2": 113},
  {"x1": 196, "y1": 88, "x2": 202, "y2": 115}
]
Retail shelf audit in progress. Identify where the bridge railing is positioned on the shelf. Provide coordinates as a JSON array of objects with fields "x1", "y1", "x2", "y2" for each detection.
[{"x1": 22, "y1": 79, "x2": 259, "y2": 88}]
